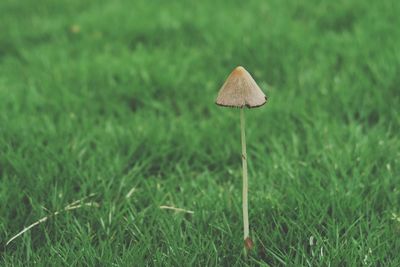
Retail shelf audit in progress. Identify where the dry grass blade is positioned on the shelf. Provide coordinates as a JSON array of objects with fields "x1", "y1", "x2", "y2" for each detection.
[
  {"x1": 6, "y1": 194, "x2": 99, "y2": 246},
  {"x1": 160, "y1": 205, "x2": 194, "y2": 214},
  {"x1": 66, "y1": 193, "x2": 97, "y2": 208},
  {"x1": 125, "y1": 187, "x2": 136, "y2": 198}
]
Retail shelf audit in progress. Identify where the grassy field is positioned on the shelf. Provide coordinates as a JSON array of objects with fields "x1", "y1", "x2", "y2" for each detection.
[{"x1": 1, "y1": 0, "x2": 400, "y2": 265}]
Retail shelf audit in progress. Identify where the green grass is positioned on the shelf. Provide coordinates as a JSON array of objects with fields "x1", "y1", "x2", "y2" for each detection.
[{"x1": 1, "y1": 0, "x2": 400, "y2": 265}]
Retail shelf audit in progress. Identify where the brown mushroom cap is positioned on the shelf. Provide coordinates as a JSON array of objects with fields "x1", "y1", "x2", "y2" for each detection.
[{"x1": 215, "y1": 66, "x2": 267, "y2": 108}]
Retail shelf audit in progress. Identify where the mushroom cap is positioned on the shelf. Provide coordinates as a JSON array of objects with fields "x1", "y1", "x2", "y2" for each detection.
[{"x1": 215, "y1": 66, "x2": 267, "y2": 108}]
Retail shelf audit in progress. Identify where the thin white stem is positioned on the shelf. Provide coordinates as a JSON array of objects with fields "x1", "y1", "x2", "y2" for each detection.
[{"x1": 240, "y1": 108, "x2": 249, "y2": 240}]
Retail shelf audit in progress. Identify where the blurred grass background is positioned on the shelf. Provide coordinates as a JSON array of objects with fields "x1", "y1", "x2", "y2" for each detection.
[{"x1": 1, "y1": 0, "x2": 399, "y2": 265}]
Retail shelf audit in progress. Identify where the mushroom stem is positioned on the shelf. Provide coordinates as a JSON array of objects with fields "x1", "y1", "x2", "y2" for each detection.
[{"x1": 240, "y1": 108, "x2": 250, "y2": 243}]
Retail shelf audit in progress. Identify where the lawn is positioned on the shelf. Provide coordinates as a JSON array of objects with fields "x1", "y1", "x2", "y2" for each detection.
[{"x1": 1, "y1": 0, "x2": 399, "y2": 265}]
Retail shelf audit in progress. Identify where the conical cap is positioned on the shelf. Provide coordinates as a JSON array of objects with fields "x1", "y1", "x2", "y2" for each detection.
[{"x1": 215, "y1": 66, "x2": 267, "y2": 108}]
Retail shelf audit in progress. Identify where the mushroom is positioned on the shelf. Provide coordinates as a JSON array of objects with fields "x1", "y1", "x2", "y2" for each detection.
[{"x1": 215, "y1": 66, "x2": 267, "y2": 251}]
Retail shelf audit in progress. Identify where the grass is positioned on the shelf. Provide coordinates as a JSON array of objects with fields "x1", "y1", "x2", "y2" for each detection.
[{"x1": 1, "y1": 0, "x2": 399, "y2": 265}]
